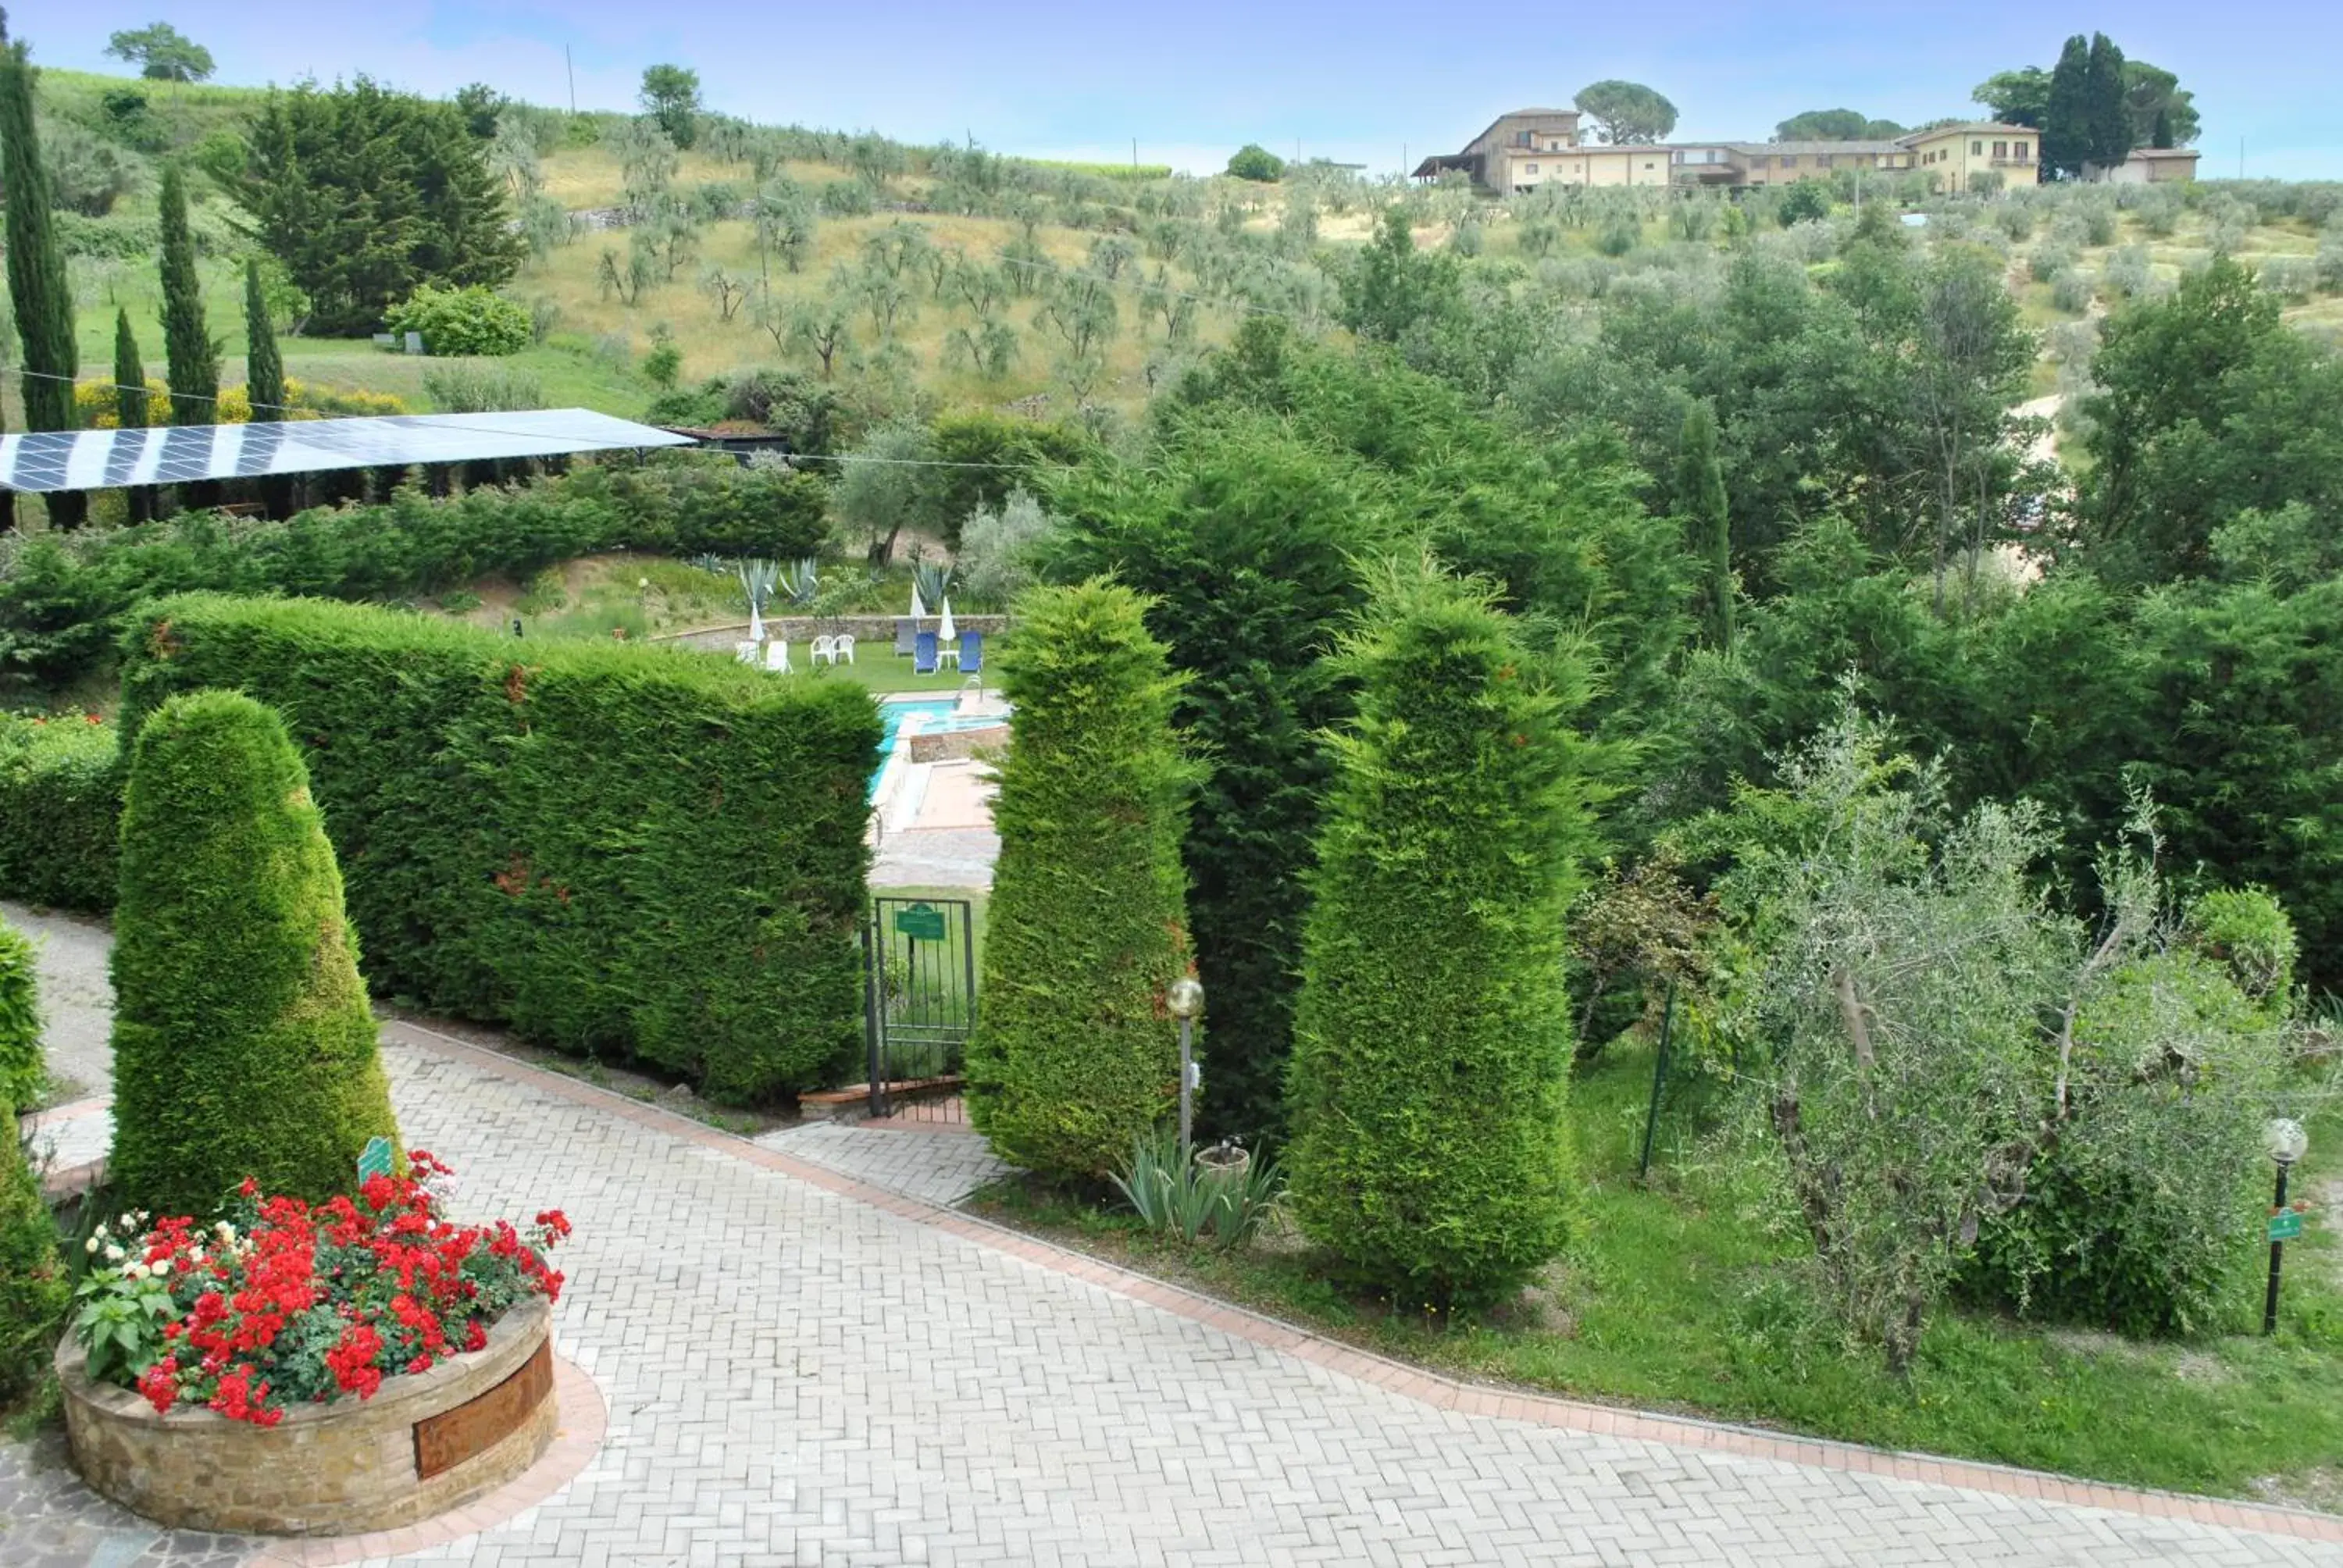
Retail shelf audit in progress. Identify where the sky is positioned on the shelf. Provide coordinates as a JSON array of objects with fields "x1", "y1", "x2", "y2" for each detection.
[{"x1": 19, "y1": 2, "x2": 2343, "y2": 179}]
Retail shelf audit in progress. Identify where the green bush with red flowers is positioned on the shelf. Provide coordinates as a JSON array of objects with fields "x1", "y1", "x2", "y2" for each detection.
[{"x1": 72, "y1": 1153, "x2": 568, "y2": 1427}]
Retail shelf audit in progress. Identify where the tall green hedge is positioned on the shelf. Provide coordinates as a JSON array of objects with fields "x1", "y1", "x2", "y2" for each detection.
[
  {"x1": 2, "y1": 1086, "x2": 68, "y2": 1403},
  {"x1": 1285, "y1": 565, "x2": 1595, "y2": 1308},
  {"x1": 0, "y1": 451, "x2": 832, "y2": 690},
  {"x1": 120, "y1": 593, "x2": 879, "y2": 1105},
  {"x1": 965, "y1": 581, "x2": 1196, "y2": 1179},
  {"x1": 0, "y1": 916, "x2": 41, "y2": 1114},
  {"x1": 109, "y1": 690, "x2": 401, "y2": 1214},
  {"x1": 0, "y1": 715, "x2": 121, "y2": 911}
]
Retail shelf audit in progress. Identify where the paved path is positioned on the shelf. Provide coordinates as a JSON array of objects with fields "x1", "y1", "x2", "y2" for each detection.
[{"x1": 9, "y1": 914, "x2": 2343, "y2": 1565}]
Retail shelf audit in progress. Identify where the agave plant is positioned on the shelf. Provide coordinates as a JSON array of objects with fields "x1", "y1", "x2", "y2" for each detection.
[
  {"x1": 913, "y1": 560, "x2": 954, "y2": 610},
  {"x1": 736, "y1": 558, "x2": 779, "y2": 618},
  {"x1": 779, "y1": 557, "x2": 821, "y2": 610}
]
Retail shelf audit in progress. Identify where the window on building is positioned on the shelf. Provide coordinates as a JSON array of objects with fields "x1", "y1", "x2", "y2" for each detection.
[
  {"x1": 2014, "y1": 141, "x2": 2030, "y2": 160},
  {"x1": 1644, "y1": 161, "x2": 1656, "y2": 171},
  {"x1": 1525, "y1": 163, "x2": 1539, "y2": 174},
  {"x1": 1972, "y1": 140, "x2": 1984, "y2": 155},
  {"x1": 1817, "y1": 155, "x2": 1835, "y2": 169},
  {"x1": 1994, "y1": 141, "x2": 2007, "y2": 159}
]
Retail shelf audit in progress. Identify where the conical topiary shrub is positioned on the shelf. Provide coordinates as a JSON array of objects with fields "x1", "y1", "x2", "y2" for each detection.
[
  {"x1": 108, "y1": 690, "x2": 399, "y2": 1215},
  {"x1": 965, "y1": 579, "x2": 1199, "y2": 1180},
  {"x1": 1284, "y1": 561, "x2": 1596, "y2": 1309}
]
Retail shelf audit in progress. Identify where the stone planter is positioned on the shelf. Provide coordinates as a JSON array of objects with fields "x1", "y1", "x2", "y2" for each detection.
[
  {"x1": 1195, "y1": 1142, "x2": 1253, "y2": 1184},
  {"x1": 58, "y1": 1295, "x2": 557, "y2": 1537}
]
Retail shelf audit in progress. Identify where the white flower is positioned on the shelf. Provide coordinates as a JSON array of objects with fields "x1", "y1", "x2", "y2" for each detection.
[
  {"x1": 188, "y1": 1251, "x2": 205, "y2": 1268},
  {"x1": 152, "y1": 1258, "x2": 173, "y2": 1278},
  {"x1": 127, "y1": 1262, "x2": 150, "y2": 1281},
  {"x1": 91, "y1": 1222, "x2": 109, "y2": 1238},
  {"x1": 119, "y1": 1213, "x2": 136, "y2": 1231},
  {"x1": 84, "y1": 1235, "x2": 100, "y2": 1254},
  {"x1": 105, "y1": 1244, "x2": 125, "y2": 1263}
]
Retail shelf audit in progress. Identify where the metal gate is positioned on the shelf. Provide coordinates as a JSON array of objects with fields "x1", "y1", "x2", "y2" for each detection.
[{"x1": 863, "y1": 896, "x2": 978, "y2": 1115}]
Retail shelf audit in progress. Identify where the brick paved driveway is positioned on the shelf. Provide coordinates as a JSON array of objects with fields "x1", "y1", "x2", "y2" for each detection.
[{"x1": 7, "y1": 906, "x2": 2341, "y2": 1565}]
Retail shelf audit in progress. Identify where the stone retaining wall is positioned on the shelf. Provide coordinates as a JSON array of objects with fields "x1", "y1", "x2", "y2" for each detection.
[
  {"x1": 906, "y1": 724, "x2": 1010, "y2": 764},
  {"x1": 59, "y1": 1296, "x2": 556, "y2": 1537}
]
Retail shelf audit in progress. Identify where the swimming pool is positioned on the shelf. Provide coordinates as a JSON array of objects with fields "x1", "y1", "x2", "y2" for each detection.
[{"x1": 872, "y1": 699, "x2": 1007, "y2": 799}]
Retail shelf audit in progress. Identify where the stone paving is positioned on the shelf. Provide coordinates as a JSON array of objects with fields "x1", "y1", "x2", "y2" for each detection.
[
  {"x1": 754, "y1": 1120, "x2": 1011, "y2": 1207},
  {"x1": 10, "y1": 913, "x2": 2343, "y2": 1565}
]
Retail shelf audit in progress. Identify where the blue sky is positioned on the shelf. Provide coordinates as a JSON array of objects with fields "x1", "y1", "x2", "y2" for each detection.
[{"x1": 20, "y1": 2, "x2": 2343, "y2": 178}]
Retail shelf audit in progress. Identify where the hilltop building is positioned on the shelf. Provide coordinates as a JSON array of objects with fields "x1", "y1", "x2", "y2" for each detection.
[
  {"x1": 2085, "y1": 146, "x2": 2202, "y2": 184},
  {"x1": 1414, "y1": 109, "x2": 2051, "y2": 195}
]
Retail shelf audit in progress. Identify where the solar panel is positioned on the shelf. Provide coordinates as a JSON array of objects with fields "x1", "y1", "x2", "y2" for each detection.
[{"x1": 0, "y1": 409, "x2": 696, "y2": 494}]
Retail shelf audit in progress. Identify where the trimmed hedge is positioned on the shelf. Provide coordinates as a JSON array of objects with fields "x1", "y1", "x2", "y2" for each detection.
[
  {"x1": 109, "y1": 690, "x2": 402, "y2": 1214},
  {"x1": 1284, "y1": 565, "x2": 1594, "y2": 1308},
  {"x1": 0, "y1": 714, "x2": 121, "y2": 911},
  {"x1": 965, "y1": 581, "x2": 1196, "y2": 1180},
  {"x1": 0, "y1": 451, "x2": 832, "y2": 690},
  {"x1": 120, "y1": 593, "x2": 880, "y2": 1105},
  {"x1": 0, "y1": 916, "x2": 41, "y2": 1113},
  {"x1": 2, "y1": 1085, "x2": 68, "y2": 1403}
]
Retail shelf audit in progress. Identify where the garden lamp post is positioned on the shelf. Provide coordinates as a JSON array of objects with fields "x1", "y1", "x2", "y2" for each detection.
[
  {"x1": 1168, "y1": 976, "x2": 1204, "y2": 1153},
  {"x1": 2264, "y1": 1117, "x2": 2309, "y2": 1336}
]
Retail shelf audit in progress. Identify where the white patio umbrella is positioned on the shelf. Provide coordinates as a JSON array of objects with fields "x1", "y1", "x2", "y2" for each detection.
[
  {"x1": 748, "y1": 604, "x2": 765, "y2": 643},
  {"x1": 937, "y1": 597, "x2": 958, "y2": 644},
  {"x1": 909, "y1": 583, "x2": 928, "y2": 622}
]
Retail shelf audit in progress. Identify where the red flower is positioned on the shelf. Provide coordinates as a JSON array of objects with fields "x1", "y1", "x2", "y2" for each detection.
[
  {"x1": 137, "y1": 1356, "x2": 180, "y2": 1415},
  {"x1": 463, "y1": 1320, "x2": 488, "y2": 1353}
]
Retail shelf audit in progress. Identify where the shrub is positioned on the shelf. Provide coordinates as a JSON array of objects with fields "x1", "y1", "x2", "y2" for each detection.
[
  {"x1": 2050, "y1": 267, "x2": 2095, "y2": 314},
  {"x1": 1776, "y1": 181, "x2": 1830, "y2": 228},
  {"x1": 421, "y1": 362, "x2": 544, "y2": 412},
  {"x1": 2, "y1": 1084, "x2": 68, "y2": 1403},
  {"x1": 1225, "y1": 144, "x2": 1285, "y2": 184},
  {"x1": 2258, "y1": 256, "x2": 2317, "y2": 303},
  {"x1": 0, "y1": 917, "x2": 41, "y2": 1112},
  {"x1": 2184, "y1": 886, "x2": 2298, "y2": 1010},
  {"x1": 955, "y1": 488, "x2": 1058, "y2": 608},
  {"x1": 0, "y1": 715, "x2": 120, "y2": 911},
  {"x1": 0, "y1": 453, "x2": 830, "y2": 691},
  {"x1": 1284, "y1": 565, "x2": 1592, "y2": 1308},
  {"x1": 107, "y1": 690, "x2": 402, "y2": 1216},
  {"x1": 384, "y1": 284, "x2": 533, "y2": 357},
  {"x1": 119, "y1": 595, "x2": 880, "y2": 1105},
  {"x1": 966, "y1": 581, "x2": 1196, "y2": 1179},
  {"x1": 2030, "y1": 241, "x2": 2077, "y2": 283}
]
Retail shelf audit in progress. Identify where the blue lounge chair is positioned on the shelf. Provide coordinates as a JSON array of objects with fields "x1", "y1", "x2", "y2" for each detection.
[
  {"x1": 957, "y1": 631, "x2": 983, "y2": 674},
  {"x1": 893, "y1": 617, "x2": 917, "y2": 657},
  {"x1": 913, "y1": 631, "x2": 940, "y2": 675}
]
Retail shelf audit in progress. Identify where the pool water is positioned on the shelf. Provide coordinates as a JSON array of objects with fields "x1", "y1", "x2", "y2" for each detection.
[{"x1": 872, "y1": 699, "x2": 1007, "y2": 798}]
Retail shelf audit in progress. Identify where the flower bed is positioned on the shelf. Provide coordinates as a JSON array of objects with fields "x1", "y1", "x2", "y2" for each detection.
[{"x1": 59, "y1": 1155, "x2": 572, "y2": 1535}]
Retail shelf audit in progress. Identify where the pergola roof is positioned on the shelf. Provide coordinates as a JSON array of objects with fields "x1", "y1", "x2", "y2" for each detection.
[{"x1": 0, "y1": 409, "x2": 694, "y2": 495}]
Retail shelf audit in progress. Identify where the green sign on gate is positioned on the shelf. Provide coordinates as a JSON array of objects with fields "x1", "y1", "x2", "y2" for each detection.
[
  {"x1": 357, "y1": 1135, "x2": 394, "y2": 1185},
  {"x1": 2270, "y1": 1209, "x2": 2306, "y2": 1243},
  {"x1": 894, "y1": 903, "x2": 947, "y2": 942}
]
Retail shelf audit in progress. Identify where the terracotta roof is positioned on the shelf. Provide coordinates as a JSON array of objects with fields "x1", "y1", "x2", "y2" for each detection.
[
  {"x1": 1895, "y1": 123, "x2": 2034, "y2": 145},
  {"x1": 1728, "y1": 141, "x2": 1903, "y2": 157}
]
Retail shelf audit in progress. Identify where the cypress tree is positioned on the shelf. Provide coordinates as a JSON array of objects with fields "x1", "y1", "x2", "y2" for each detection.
[
  {"x1": 108, "y1": 690, "x2": 401, "y2": 1215},
  {"x1": 113, "y1": 308, "x2": 154, "y2": 521},
  {"x1": 112, "y1": 308, "x2": 148, "y2": 429},
  {"x1": 966, "y1": 580, "x2": 1199, "y2": 1179},
  {"x1": 1, "y1": 1082, "x2": 67, "y2": 1402},
  {"x1": 1, "y1": 38, "x2": 84, "y2": 527},
  {"x1": 158, "y1": 162, "x2": 219, "y2": 427},
  {"x1": 2042, "y1": 34, "x2": 2092, "y2": 180},
  {"x1": 243, "y1": 258, "x2": 284, "y2": 421},
  {"x1": 1677, "y1": 401, "x2": 1732, "y2": 653},
  {"x1": 2084, "y1": 33, "x2": 2134, "y2": 173},
  {"x1": 1286, "y1": 562, "x2": 1593, "y2": 1309}
]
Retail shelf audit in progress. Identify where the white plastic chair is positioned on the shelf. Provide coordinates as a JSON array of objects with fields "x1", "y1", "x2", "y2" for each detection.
[
  {"x1": 734, "y1": 640, "x2": 761, "y2": 665},
  {"x1": 835, "y1": 634, "x2": 856, "y2": 665},
  {"x1": 810, "y1": 635, "x2": 836, "y2": 668},
  {"x1": 762, "y1": 639, "x2": 790, "y2": 673}
]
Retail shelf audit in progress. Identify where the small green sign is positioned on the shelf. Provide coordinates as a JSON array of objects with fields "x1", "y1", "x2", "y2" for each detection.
[
  {"x1": 357, "y1": 1135, "x2": 394, "y2": 1185},
  {"x1": 895, "y1": 904, "x2": 947, "y2": 942},
  {"x1": 2270, "y1": 1209, "x2": 2306, "y2": 1243}
]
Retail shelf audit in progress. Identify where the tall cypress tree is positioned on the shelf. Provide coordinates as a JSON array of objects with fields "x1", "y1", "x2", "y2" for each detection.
[
  {"x1": 113, "y1": 308, "x2": 154, "y2": 522},
  {"x1": 2084, "y1": 33, "x2": 2134, "y2": 173},
  {"x1": 2042, "y1": 34, "x2": 2092, "y2": 180},
  {"x1": 242, "y1": 259, "x2": 284, "y2": 422},
  {"x1": 158, "y1": 162, "x2": 219, "y2": 426},
  {"x1": 1, "y1": 38, "x2": 84, "y2": 527},
  {"x1": 1677, "y1": 401, "x2": 1732, "y2": 653}
]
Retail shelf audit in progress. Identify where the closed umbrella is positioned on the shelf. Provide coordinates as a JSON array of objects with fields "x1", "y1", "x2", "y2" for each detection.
[
  {"x1": 748, "y1": 604, "x2": 765, "y2": 643},
  {"x1": 909, "y1": 583, "x2": 928, "y2": 622},
  {"x1": 937, "y1": 597, "x2": 957, "y2": 644}
]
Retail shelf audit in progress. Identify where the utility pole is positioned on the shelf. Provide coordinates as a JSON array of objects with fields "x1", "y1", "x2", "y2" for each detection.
[
  {"x1": 565, "y1": 45, "x2": 576, "y2": 116},
  {"x1": 1132, "y1": 137, "x2": 1138, "y2": 171}
]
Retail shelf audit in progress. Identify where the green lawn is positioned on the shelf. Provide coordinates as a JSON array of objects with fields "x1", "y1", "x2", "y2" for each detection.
[{"x1": 973, "y1": 1035, "x2": 2343, "y2": 1504}]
